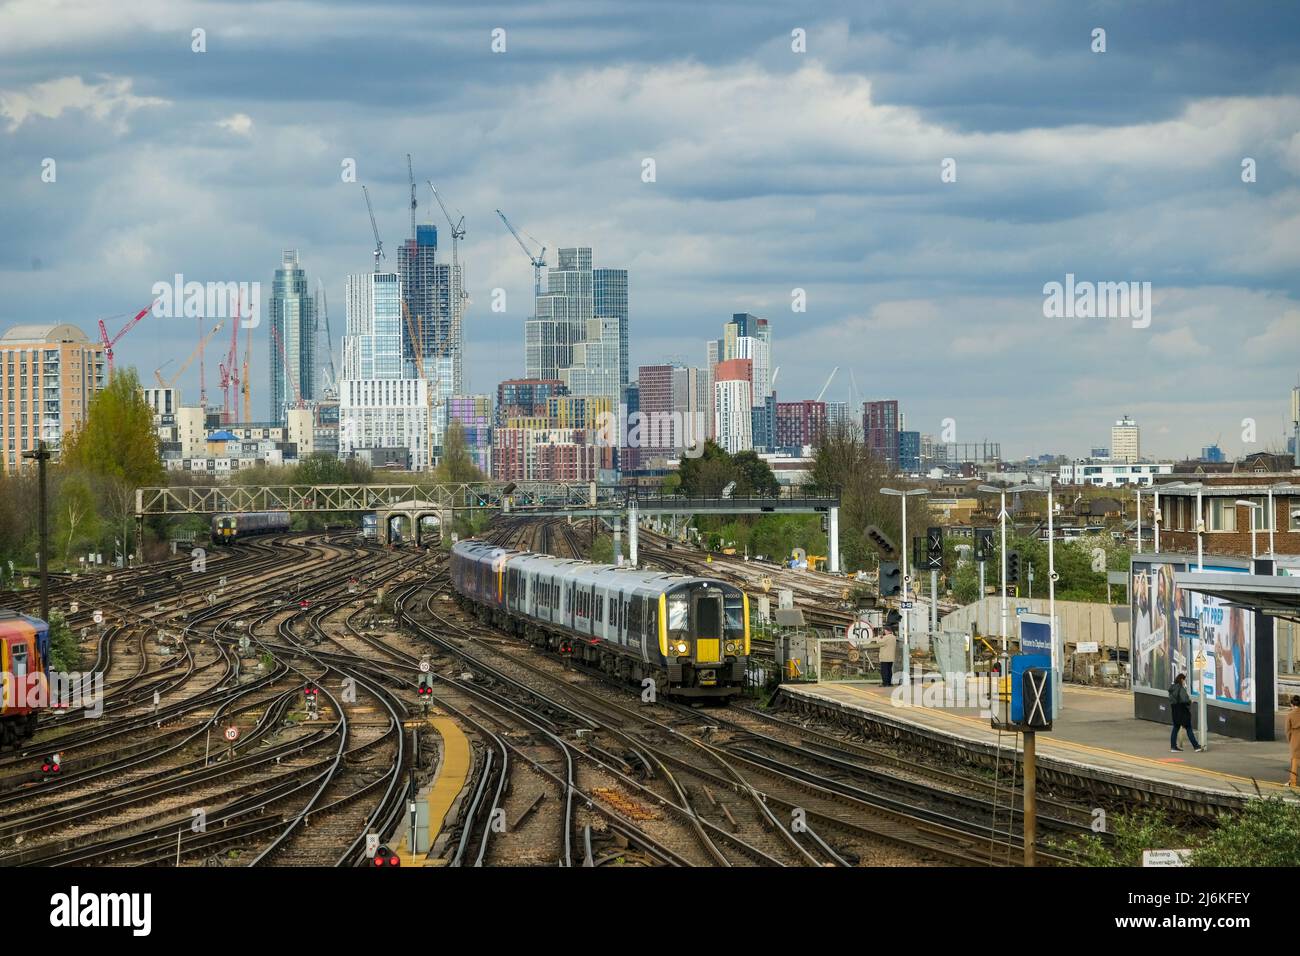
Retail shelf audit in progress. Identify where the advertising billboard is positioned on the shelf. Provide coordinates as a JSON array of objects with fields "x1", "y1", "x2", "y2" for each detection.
[{"x1": 1131, "y1": 559, "x2": 1254, "y2": 713}]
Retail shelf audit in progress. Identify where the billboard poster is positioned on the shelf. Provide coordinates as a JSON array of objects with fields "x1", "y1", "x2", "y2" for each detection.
[{"x1": 1131, "y1": 559, "x2": 1254, "y2": 712}]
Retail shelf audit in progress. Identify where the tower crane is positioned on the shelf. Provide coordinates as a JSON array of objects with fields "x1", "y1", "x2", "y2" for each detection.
[
  {"x1": 495, "y1": 208, "x2": 545, "y2": 297},
  {"x1": 428, "y1": 181, "x2": 467, "y2": 305},
  {"x1": 407, "y1": 153, "x2": 418, "y2": 242},
  {"x1": 218, "y1": 292, "x2": 242, "y2": 424},
  {"x1": 816, "y1": 366, "x2": 839, "y2": 402},
  {"x1": 241, "y1": 310, "x2": 252, "y2": 422},
  {"x1": 153, "y1": 315, "x2": 228, "y2": 390},
  {"x1": 316, "y1": 278, "x2": 338, "y2": 397},
  {"x1": 97, "y1": 298, "x2": 158, "y2": 378},
  {"x1": 361, "y1": 184, "x2": 384, "y2": 272}
]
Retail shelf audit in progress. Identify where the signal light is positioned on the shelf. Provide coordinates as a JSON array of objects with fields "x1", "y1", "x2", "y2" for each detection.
[
  {"x1": 878, "y1": 560, "x2": 901, "y2": 597},
  {"x1": 974, "y1": 529, "x2": 994, "y2": 563},
  {"x1": 373, "y1": 845, "x2": 400, "y2": 867},
  {"x1": 1007, "y1": 551, "x2": 1021, "y2": 586},
  {"x1": 864, "y1": 525, "x2": 897, "y2": 558}
]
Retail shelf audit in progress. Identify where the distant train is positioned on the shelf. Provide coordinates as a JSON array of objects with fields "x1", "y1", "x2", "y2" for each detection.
[
  {"x1": 211, "y1": 510, "x2": 292, "y2": 544},
  {"x1": 1, "y1": 609, "x2": 50, "y2": 748},
  {"x1": 450, "y1": 540, "x2": 750, "y2": 699},
  {"x1": 361, "y1": 514, "x2": 378, "y2": 540}
]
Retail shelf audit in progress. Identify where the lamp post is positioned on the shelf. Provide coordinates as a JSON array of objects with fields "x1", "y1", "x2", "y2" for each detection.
[
  {"x1": 1234, "y1": 500, "x2": 1259, "y2": 560},
  {"x1": 1135, "y1": 487, "x2": 1143, "y2": 553},
  {"x1": 978, "y1": 483, "x2": 1013, "y2": 652},
  {"x1": 881, "y1": 487, "x2": 928, "y2": 687},
  {"x1": 20, "y1": 440, "x2": 51, "y2": 623}
]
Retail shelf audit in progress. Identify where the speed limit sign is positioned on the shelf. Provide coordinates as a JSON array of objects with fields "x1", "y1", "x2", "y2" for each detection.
[
  {"x1": 224, "y1": 726, "x2": 239, "y2": 742},
  {"x1": 419, "y1": 660, "x2": 431, "y2": 673},
  {"x1": 93, "y1": 610, "x2": 103, "y2": 625}
]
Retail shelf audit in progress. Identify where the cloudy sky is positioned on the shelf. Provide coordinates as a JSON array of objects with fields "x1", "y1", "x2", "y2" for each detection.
[{"x1": 3, "y1": 0, "x2": 1298, "y2": 460}]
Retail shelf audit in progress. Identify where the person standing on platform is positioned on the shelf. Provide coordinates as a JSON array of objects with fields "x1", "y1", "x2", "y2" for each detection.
[
  {"x1": 1286, "y1": 696, "x2": 1300, "y2": 787},
  {"x1": 1168, "y1": 673, "x2": 1203, "y2": 753},
  {"x1": 878, "y1": 633, "x2": 896, "y2": 687}
]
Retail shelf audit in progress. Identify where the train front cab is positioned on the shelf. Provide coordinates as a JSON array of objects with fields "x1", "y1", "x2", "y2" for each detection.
[
  {"x1": 662, "y1": 581, "x2": 748, "y2": 698},
  {"x1": 0, "y1": 611, "x2": 49, "y2": 746}
]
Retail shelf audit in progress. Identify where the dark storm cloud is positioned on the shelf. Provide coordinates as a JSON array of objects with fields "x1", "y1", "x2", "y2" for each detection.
[{"x1": 1, "y1": 0, "x2": 1297, "y2": 458}]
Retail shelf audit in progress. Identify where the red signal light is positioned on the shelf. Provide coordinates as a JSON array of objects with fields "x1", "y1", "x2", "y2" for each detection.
[
  {"x1": 388, "y1": 855, "x2": 400, "y2": 866},
  {"x1": 372, "y1": 855, "x2": 384, "y2": 866}
]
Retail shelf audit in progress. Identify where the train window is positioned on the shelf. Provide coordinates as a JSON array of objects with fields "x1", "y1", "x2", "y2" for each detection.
[
  {"x1": 646, "y1": 601, "x2": 658, "y2": 639},
  {"x1": 10, "y1": 642, "x2": 27, "y2": 677},
  {"x1": 696, "y1": 596, "x2": 722, "y2": 639},
  {"x1": 667, "y1": 596, "x2": 688, "y2": 632},
  {"x1": 724, "y1": 596, "x2": 744, "y2": 634},
  {"x1": 629, "y1": 597, "x2": 642, "y2": 637}
]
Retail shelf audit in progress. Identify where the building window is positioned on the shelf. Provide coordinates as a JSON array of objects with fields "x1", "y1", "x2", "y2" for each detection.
[
  {"x1": 1208, "y1": 498, "x2": 1237, "y2": 532},
  {"x1": 1290, "y1": 497, "x2": 1300, "y2": 532}
]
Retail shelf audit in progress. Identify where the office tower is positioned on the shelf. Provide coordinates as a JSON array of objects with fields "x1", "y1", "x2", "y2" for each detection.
[
  {"x1": 863, "y1": 399, "x2": 900, "y2": 470},
  {"x1": 398, "y1": 224, "x2": 462, "y2": 396},
  {"x1": 635, "y1": 364, "x2": 712, "y2": 462},
  {"x1": 339, "y1": 272, "x2": 431, "y2": 469},
  {"x1": 0, "y1": 323, "x2": 105, "y2": 473},
  {"x1": 1111, "y1": 415, "x2": 1140, "y2": 463},
  {"x1": 562, "y1": 316, "x2": 621, "y2": 411},
  {"x1": 713, "y1": 358, "x2": 753, "y2": 454},
  {"x1": 269, "y1": 250, "x2": 316, "y2": 422},
  {"x1": 526, "y1": 248, "x2": 627, "y2": 388},
  {"x1": 825, "y1": 401, "x2": 850, "y2": 431}
]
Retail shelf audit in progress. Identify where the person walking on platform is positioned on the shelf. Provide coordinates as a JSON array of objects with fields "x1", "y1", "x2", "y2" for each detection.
[
  {"x1": 878, "y1": 633, "x2": 897, "y2": 687},
  {"x1": 1286, "y1": 696, "x2": 1300, "y2": 787},
  {"x1": 1168, "y1": 673, "x2": 1203, "y2": 753}
]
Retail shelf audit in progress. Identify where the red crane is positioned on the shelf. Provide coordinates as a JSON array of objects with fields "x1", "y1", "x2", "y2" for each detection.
[
  {"x1": 218, "y1": 292, "x2": 243, "y2": 424},
  {"x1": 96, "y1": 299, "x2": 159, "y2": 378}
]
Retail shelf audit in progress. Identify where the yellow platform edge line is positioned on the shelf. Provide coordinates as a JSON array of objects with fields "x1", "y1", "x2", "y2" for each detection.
[{"x1": 396, "y1": 714, "x2": 471, "y2": 867}]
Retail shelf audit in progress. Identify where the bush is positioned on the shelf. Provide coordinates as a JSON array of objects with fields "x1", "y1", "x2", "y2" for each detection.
[
  {"x1": 1193, "y1": 798, "x2": 1300, "y2": 867},
  {"x1": 46, "y1": 611, "x2": 82, "y2": 672}
]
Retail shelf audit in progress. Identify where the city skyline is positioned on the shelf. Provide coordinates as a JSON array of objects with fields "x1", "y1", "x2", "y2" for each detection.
[{"x1": 3, "y1": 2, "x2": 1299, "y2": 459}]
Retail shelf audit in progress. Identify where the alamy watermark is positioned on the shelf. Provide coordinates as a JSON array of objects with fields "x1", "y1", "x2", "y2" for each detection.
[
  {"x1": 150, "y1": 274, "x2": 260, "y2": 328},
  {"x1": 890, "y1": 670, "x2": 998, "y2": 718},
  {"x1": 594, "y1": 407, "x2": 708, "y2": 458},
  {"x1": 1042, "y1": 273, "x2": 1151, "y2": 329},
  {"x1": 3, "y1": 671, "x2": 104, "y2": 717}
]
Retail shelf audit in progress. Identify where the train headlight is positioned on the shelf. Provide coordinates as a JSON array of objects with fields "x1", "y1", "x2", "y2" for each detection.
[
  {"x1": 675, "y1": 641, "x2": 688, "y2": 655},
  {"x1": 725, "y1": 641, "x2": 737, "y2": 655}
]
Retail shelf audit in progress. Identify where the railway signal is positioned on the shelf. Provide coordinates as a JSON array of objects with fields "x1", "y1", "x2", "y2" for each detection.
[
  {"x1": 864, "y1": 525, "x2": 897, "y2": 558},
  {"x1": 304, "y1": 685, "x2": 320, "y2": 718},
  {"x1": 974, "y1": 528, "x2": 994, "y2": 563},
  {"x1": 417, "y1": 675, "x2": 434, "y2": 707},
  {"x1": 1007, "y1": 551, "x2": 1022, "y2": 587},
  {"x1": 926, "y1": 527, "x2": 944, "y2": 571},
  {"x1": 42, "y1": 753, "x2": 62, "y2": 774},
  {"x1": 878, "y1": 560, "x2": 901, "y2": 596},
  {"x1": 373, "y1": 845, "x2": 401, "y2": 867}
]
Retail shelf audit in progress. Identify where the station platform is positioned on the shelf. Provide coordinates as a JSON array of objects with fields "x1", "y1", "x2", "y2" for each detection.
[
  {"x1": 777, "y1": 679, "x2": 1298, "y2": 805},
  {"x1": 396, "y1": 715, "x2": 471, "y2": 867}
]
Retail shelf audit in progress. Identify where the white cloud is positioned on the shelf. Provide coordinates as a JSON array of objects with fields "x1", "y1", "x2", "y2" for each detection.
[
  {"x1": 0, "y1": 75, "x2": 167, "y2": 133},
  {"x1": 217, "y1": 113, "x2": 254, "y2": 137}
]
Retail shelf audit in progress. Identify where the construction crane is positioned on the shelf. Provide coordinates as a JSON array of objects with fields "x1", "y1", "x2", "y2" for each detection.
[
  {"x1": 428, "y1": 181, "x2": 467, "y2": 304},
  {"x1": 241, "y1": 310, "x2": 252, "y2": 422},
  {"x1": 361, "y1": 184, "x2": 384, "y2": 272},
  {"x1": 218, "y1": 293, "x2": 242, "y2": 424},
  {"x1": 316, "y1": 278, "x2": 338, "y2": 397},
  {"x1": 97, "y1": 298, "x2": 158, "y2": 378},
  {"x1": 816, "y1": 366, "x2": 839, "y2": 402},
  {"x1": 407, "y1": 153, "x2": 418, "y2": 242},
  {"x1": 153, "y1": 315, "x2": 228, "y2": 390},
  {"x1": 495, "y1": 208, "x2": 545, "y2": 297}
]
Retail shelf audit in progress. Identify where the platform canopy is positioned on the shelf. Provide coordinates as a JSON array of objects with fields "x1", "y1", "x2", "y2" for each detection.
[{"x1": 1173, "y1": 571, "x2": 1300, "y2": 619}]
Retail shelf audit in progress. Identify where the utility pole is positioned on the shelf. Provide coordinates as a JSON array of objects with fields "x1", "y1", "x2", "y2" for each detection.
[
  {"x1": 22, "y1": 440, "x2": 51, "y2": 622},
  {"x1": 1023, "y1": 730, "x2": 1037, "y2": 867}
]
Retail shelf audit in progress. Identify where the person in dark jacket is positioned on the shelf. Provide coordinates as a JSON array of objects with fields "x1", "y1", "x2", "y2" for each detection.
[{"x1": 1168, "y1": 673, "x2": 1203, "y2": 752}]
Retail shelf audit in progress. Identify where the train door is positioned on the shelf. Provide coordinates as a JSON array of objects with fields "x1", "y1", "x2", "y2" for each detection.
[{"x1": 692, "y1": 590, "x2": 724, "y2": 664}]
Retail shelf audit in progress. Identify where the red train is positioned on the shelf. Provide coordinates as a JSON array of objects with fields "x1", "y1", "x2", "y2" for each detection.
[{"x1": 1, "y1": 609, "x2": 50, "y2": 748}]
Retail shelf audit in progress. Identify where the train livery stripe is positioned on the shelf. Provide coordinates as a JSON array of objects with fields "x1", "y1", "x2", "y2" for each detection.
[
  {"x1": 742, "y1": 592, "x2": 750, "y2": 655},
  {"x1": 0, "y1": 637, "x2": 8, "y2": 710},
  {"x1": 658, "y1": 593, "x2": 668, "y2": 658}
]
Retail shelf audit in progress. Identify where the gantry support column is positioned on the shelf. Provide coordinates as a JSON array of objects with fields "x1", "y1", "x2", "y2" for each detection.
[
  {"x1": 828, "y1": 506, "x2": 840, "y2": 573},
  {"x1": 628, "y1": 499, "x2": 639, "y2": 567}
]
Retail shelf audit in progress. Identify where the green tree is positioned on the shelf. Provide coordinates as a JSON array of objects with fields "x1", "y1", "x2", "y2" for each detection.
[
  {"x1": 54, "y1": 473, "x2": 101, "y2": 567},
  {"x1": 435, "y1": 422, "x2": 485, "y2": 483},
  {"x1": 62, "y1": 367, "x2": 162, "y2": 487},
  {"x1": 46, "y1": 611, "x2": 81, "y2": 672},
  {"x1": 677, "y1": 440, "x2": 736, "y2": 497},
  {"x1": 731, "y1": 450, "x2": 779, "y2": 496}
]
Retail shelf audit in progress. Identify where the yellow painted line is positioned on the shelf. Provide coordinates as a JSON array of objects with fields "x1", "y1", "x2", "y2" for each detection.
[{"x1": 395, "y1": 714, "x2": 472, "y2": 867}]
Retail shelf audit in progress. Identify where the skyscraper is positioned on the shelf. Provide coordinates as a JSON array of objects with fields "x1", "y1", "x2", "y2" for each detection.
[
  {"x1": 720, "y1": 313, "x2": 771, "y2": 408},
  {"x1": 398, "y1": 224, "x2": 463, "y2": 396},
  {"x1": 714, "y1": 358, "x2": 753, "y2": 454},
  {"x1": 269, "y1": 250, "x2": 315, "y2": 422},
  {"x1": 339, "y1": 271, "x2": 432, "y2": 469},
  {"x1": 525, "y1": 248, "x2": 627, "y2": 387}
]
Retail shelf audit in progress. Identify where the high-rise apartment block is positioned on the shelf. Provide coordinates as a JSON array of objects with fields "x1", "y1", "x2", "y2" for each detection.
[
  {"x1": 0, "y1": 323, "x2": 105, "y2": 473},
  {"x1": 1111, "y1": 415, "x2": 1140, "y2": 463}
]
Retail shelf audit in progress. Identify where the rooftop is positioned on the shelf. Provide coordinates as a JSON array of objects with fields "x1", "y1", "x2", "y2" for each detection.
[{"x1": 0, "y1": 323, "x2": 95, "y2": 345}]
